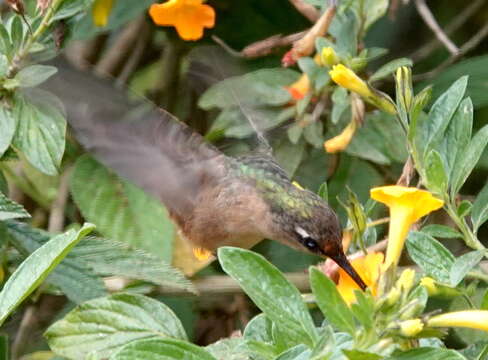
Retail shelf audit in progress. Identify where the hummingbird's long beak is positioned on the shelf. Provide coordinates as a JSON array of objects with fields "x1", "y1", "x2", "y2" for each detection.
[{"x1": 325, "y1": 249, "x2": 367, "y2": 291}]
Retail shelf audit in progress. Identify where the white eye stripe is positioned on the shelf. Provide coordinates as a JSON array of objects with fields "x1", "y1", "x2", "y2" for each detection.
[{"x1": 295, "y1": 226, "x2": 310, "y2": 239}]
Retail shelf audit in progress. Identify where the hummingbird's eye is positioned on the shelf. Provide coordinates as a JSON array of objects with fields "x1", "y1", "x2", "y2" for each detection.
[{"x1": 304, "y1": 238, "x2": 318, "y2": 251}]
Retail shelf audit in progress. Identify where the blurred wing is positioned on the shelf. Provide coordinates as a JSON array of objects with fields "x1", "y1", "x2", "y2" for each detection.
[{"x1": 43, "y1": 59, "x2": 225, "y2": 218}]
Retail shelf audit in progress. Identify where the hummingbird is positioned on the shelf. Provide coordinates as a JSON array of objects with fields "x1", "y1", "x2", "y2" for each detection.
[{"x1": 45, "y1": 59, "x2": 367, "y2": 290}]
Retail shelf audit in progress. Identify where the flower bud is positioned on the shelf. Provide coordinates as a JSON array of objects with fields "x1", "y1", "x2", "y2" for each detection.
[
  {"x1": 399, "y1": 319, "x2": 424, "y2": 337},
  {"x1": 385, "y1": 286, "x2": 401, "y2": 306},
  {"x1": 420, "y1": 277, "x2": 437, "y2": 296},
  {"x1": 321, "y1": 47, "x2": 339, "y2": 67},
  {"x1": 397, "y1": 268, "x2": 416, "y2": 293}
]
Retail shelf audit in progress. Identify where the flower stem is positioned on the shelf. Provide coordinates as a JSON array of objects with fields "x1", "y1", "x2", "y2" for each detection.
[{"x1": 7, "y1": 0, "x2": 65, "y2": 77}]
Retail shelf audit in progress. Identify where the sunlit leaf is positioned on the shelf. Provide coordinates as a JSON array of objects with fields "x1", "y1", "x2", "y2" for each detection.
[
  {"x1": 0, "y1": 192, "x2": 29, "y2": 221},
  {"x1": 0, "y1": 223, "x2": 94, "y2": 325},
  {"x1": 45, "y1": 293, "x2": 187, "y2": 360}
]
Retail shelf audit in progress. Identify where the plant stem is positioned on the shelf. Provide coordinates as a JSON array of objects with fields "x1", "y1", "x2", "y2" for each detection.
[
  {"x1": 445, "y1": 201, "x2": 484, "y2": 251},
  {"x1": 7, "y1": 0, "x2": 65, "y2": 77}
]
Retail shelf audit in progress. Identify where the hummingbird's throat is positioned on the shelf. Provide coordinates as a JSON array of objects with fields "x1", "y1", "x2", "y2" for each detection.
[{"x1": 329, "y1": 251, "x2": 367, "y2": 291}]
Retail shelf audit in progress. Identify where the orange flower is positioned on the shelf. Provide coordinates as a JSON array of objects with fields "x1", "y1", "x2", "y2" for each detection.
[
  {"x1": 149, "y1": 0, "x2": 215, "y2": 41},
  {"x1": 285, "y1": 73, "x2": 310, "y2": 101},
  {"x1": 336, "y1": 252, "x2": 384, "y2": 305}
]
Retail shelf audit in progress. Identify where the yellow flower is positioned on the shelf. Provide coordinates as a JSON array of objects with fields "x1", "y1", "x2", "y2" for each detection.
[
  {"x1": 371, "y1": 186, "x2": 444, "y2": 270},
  {"x1": 397, "y1": 268, "x2": 415, "y2": 292},
  {"x1": 285, "y1": 73, "x2": 310, "y2": 101},
  {"x1": 420, "y1": 277, "x2": 438, "y2": 296},
  {"x1": 92, "y1": 0, "x2": 114, "y2": 27},
  {"x1": 337, "y1": 252, "x2": 384, "y2": 305},
  {"x1": 427, "y1": 311, "x2": 488, "y2": 332},
  {"x1": 329, "y1": 64, "x2": 396, "y2": 114},
  {"x1": 330, "y1": 64, "x2": 372, "y2": 98},
  {"x1": 321, "y1": 47, "x2": 339, "y2": 67},
  {"x1": 400, "y1": 319, "x2": 424, "y2": 337},
  {"x1": 149, "y1": 0, "x2": 215, "y2": 41},
  {"x1": 324, "y1": 119, "x2": 356, "y2": 153}
]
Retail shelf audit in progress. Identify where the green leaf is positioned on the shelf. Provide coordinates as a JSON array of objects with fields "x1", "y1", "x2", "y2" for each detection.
[
  {"x1": 370, "y1": 58, "x2": 413, "y2": 82},
  {"x1": 0, "y1": 107, "x2": 16, "y2": 157},
  {"x1": 218, "y1": 247, "x2": 318, "y2": 348},
  {"x1": 0, "y1": 192, "x2": 29, "y2": 220},
  {"x1": 303, "y1": 120, "x2": 324, "y2": 149},
  {"x1": 70, "y1": 237, "x2": 194, "y2": 292},
  {"x1": 45, "y1": 293, "x2": 187, "y2": 360},
  {"x1": 275, "y1": 344, "x2": 311, "y2": 360},
  {"x1": 206, "y1": 338, "x2": 250, "y2": 360},
  {"x1": 0, "y1": 334, "x2": 7, "y2": 360},
  {"x1": 318, "y1": 182, "x2": 328, "y2": 202},
  {"x1": 309, "y1": 267, "x2": 356, "y2": 335},
  {"x1": 15, "y1": 65, "x2": 58, "y2": 88},
  {"x1": 423, "y1": 76, "x2": 467, "y2": 156},
  {"x1": 424, "y1": 150, "x2": 448, "y2": 194},
  {"x1": 199, "y1": 68, "x2": 298, "y2": 110},
  {"x1": 481, "y1": 290, "x2": 488, "y2": 310},
  {"x1": 70, "y1": 155, "x2": 174, "y2": 262},
  {"x1": 0, "y1": 223, "x2": 94, "y2": 326},
  {"x1": 442, "y1": 98, "x2": 472, "y2": 179},
  {"x1": 12, "y1": 91, "x2": 66, "y2": 175},
  {"x1": 451, "y1": 124, "x2": 488, "y2": 195},
  {"x1": 110, "y1": 338, "x2": 216, "y2": 360},
  {"x1": 362, "y1": 0, "x2": 389, "y2": 30},
  {"x1": 471, "y1": 181, "x2": 488, "y2": 232},
  {"x1": 421, "y1": 225, "x2": 462, "y2": 239},
  {"x1": 0, "y1": 24, "x2": 12, "y2": 58},
  {"x1": 9, "y1": 16, "x2": 24, "y2": 52},
  {"x1": 244, "y1": 314, "x2": 273, "y2": 344},
  {"x1": 350, "y1": 290, "x2": 375, "y2": 330},
  {"x1": 7, "y1": 222, "x2": 107, "y2": 303},
  {"x1": 421, "y1": 55, "x2": 488, "y2": 109},
  {"x1": 343, "y1": 349, "x2": 382, "y2": 360},
  {"x1": 449, "y1": 250, "x2": 485, "y2": 287},
  {"x1": 386, "y1": 347, "x2": 466, "y2": 360},
  {"x1": 406, "y1": 231, "x2": 455, "y2": 283},
  {"x1": 274, "y1": 138, "x2": 306, "y2": 177},
  {"x1": 457, "y1": 200, "x2": 472, "y2": 218}
]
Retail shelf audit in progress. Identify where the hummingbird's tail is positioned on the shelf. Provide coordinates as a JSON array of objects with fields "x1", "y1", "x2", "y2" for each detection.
[{"x1": 328, "y1": 250, "x2": 367, "y2": 291}]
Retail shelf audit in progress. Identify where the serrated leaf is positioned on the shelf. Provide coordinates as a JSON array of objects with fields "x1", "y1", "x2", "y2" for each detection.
[
  {"x1": 15, "y1": 65, "x2": 58, "y2": 88},
  {"x1": 0, "y1": 223, "x2": 94, "y2": 326},
  {"x1": 0, "y1": 107, "x2": 16, "y2": 157},
  {"x1": 370, "y1": 58, "x2": 413, "y2": 82},
  {"x1": 0, "y1": 192, "x2": 29, "y2": 220},
  {"x1": 386, "y1": 347, "x2": 466, "y2": 360},
  {"x1": 451, "y1": 124, "x2": 488, "y2": 195},
  {"x1": 421, "y1": 225, "x2": 462, "y2": 239},
  {"x1": 110, "y1": 338, "x2": 216, "y2": 360},
  {"x1": 70, "y1": 237, "x2": 194, "y2": 292},
  {"x1": 45, "y1": 293, "x2": 188, "y2": 360},
  {"x1": 7, "y1": 222, "x2": 107, "y2": 303},
  {"x1": 218, "y1": 247, "x2": 318, "y2": 348},
  {"x1": 424, "y1": 150, "x2": 447, "y2": 194},
  {"x1": 406, "y1": 231, "x2": 455, "y2": 283},
  {"x1": 70, "y1": 155, "x2": 174, "y2": 262},
  {"x1": 450, "y1": 250, "x2": 485, "y2": 287},
  {"x1": 309, "y1": 267, "x2": 356, "y2": 335},
  {"x1": 423, "y1": 77, "x2": 467, "y2": 156},
  {"x1": 472, "y1": 182, "x2": 488, "y2": 232},
  {"x1": 12, "y1": 91, "x2": 66, "y2": 175}
]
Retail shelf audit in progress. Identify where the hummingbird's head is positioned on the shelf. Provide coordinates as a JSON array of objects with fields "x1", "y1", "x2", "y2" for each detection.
[{"x1": 271, "y1": 191, "x2": 367, "y2": 290}]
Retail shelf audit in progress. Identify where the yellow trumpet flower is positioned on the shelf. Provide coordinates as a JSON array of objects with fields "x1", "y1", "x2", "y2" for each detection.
[
  {"x1": 428, "y1": 311, "x2": 488, "y2": 332},
  {"x1": 370, "y1": 186, "x2": 444, "y2": 270},
  {"x1": 92, "y1": 0, "x2": 114, "y2": 27},
  {"x1": 336, "y1": 252, "x2": 384, "y2": 305},
  {"x1": 324, "y1": 119, "x2": 356, "y2": 153},
  {"x1": 330, "y1": 64, "x2": 372, "y2": 98}
]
